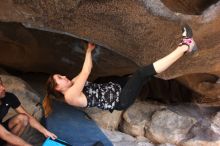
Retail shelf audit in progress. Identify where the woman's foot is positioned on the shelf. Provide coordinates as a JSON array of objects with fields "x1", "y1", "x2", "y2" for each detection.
[
  {"x1": 182, "y1": 24, "x2": 193, "y2": 38},
  {"x1": 182, "y1": 37, "x2": 197, "y2": 52},
  {"x1": 180, "y1": 24, "x2": 198, "y2": 53}
]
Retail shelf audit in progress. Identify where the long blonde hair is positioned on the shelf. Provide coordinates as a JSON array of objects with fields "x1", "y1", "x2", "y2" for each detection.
[{"x1": 43, "y1": 75, "x2": 64, "y2": 117}]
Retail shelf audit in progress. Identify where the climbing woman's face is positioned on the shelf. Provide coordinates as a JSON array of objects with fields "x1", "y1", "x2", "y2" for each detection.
[{"x1": 53, "y1": 74, "x2": 72, "y2": 91}]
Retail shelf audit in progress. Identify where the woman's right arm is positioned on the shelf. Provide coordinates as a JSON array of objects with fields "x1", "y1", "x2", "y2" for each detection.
[
  {"x1": 72, "y1": 43, "x2": 95, "y2": 82},
  {"x1": 66, "y1": 43, "x2": 95, "y2": 104},
  {"x1": 81, "y1": 43, "x2": 95, "y2": 75}
]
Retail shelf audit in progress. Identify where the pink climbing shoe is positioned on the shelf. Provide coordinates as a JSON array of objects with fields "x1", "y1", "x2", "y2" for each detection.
[{"x1": 180, "y1": 24, "x2": 198, "y2": 53}]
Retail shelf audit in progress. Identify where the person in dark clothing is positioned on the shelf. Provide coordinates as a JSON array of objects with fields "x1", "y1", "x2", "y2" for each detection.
[
  {"x1": 0, "y1": 77, "x2": 57, "y2": 146},
  {"x1": 43, "y1": 25, "x2": 197, "y2": 117}
]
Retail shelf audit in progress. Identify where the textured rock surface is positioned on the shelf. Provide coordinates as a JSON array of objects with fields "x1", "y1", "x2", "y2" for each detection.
[
  {"x1": 149, "y1": 109, "x2": 196, "y2": 144},
  {"x1": 0, "y1": 0, "x2": 219, "y2": 76},
  {"x1": 177, "y1": 74, "x2": 220, "y2": 105},
  {"x1": 0, "y1": 0, "x2": 220, "y2": 100},
  {"x1": 119, "y1": 101, "x2": 220, "y2": 145},
  {"x1": 211, "y1": 112, "x2": 220, "y2": 135},
  {"x1": 84, "y1": 107, "x2": 122, "y2": 130},
  {"x1": 102, "y1": 129, "x2": 155, "y2": 146},
  {"x1": 180, "y1": 140, "x2": 220, "y2": 146},
  {"x1": 0, "y1": 22, "x2": 137, "y2": 78},
  {"x1": 161, "y1": 0, "x2": 219, "y2": 15},
  {"x1": 121, "y1": 101, "x2": 165, "y2": 137}
]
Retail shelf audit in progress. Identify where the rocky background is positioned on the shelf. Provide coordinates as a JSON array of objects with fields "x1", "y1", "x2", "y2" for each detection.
[{"x1": 0, "y1": 0, "x2": 220, "y2": 145}]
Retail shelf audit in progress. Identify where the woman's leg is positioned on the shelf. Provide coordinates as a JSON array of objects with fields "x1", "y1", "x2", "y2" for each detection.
[
  {"x1": 116, "y1": 45, "x2": 190, "y2": 110},
  {"x1": 153, "y1": 45, "x2": 188, "y2": 74}
]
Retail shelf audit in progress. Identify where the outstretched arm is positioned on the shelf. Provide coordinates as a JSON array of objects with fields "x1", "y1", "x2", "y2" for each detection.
[
  {"x1": 71, "y1": 43, "x2": 96, "y2": 82},
  {"x1": 66, "y1": 43, "x2": 95, "y2": 101},
  {"x1": 81, "y1": 43, "x2": 95, "y2": 75},
  {"x1": 15, "y1": 106, "x2": 57, "y2": 140}
]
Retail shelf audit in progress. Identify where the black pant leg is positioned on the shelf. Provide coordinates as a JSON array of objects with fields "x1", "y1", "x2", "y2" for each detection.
[{"x1": 116, "y1": 64, "x2": 156, "y2": 110}]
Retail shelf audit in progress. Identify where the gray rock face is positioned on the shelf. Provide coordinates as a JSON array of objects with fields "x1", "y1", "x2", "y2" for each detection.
[
  {"x1": 211, "y1": 112, "x2": 220, "y2": 135},
  {"x1": 117, "y1": 101, "x2": 220, "y2": 145},
  {"x1": 180, "y1": 140, "x2": 220, "y2": 146},
  {"x1": 121, "y1": 101, "x2": 165, "y2": 137},
  {"x1": 149, "y1": 109, "x2": 196, "y2": 144},
  {"x1": 179, "y1": 111, "x2": 220, "y2": 146},
  {"x1": 84, "y1": 107, "x2": 122, "y2": 130},
  {"x1": 102, "y1": 129, "x2": 155, "y2": 146}
]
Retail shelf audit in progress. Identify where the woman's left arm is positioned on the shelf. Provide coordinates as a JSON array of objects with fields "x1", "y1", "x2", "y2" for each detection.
[{"x1": 15, "y1": 106, "x2": 57, "y2": 140}]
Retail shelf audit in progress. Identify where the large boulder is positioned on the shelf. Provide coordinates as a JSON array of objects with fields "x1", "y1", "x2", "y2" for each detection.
[
  {"x1": 0, "y1": 22, "x2": 137, "y2": 78},
  {"x1": 121, "y1": 101, "x2": 165, "y2": 137},
  {"x1": 120, "y1": 101, "x2": 220, "y2": 145},
  {"x1": 179, "y1": 111, "x2": 220, "y2": 146},
  {"x1": 148, "y1": 109, "x2": 196, "y2": 144},
  {"x1": 180, "y1": 140, "x2": 220, "y2": 146},
  {"x1": 84, "y1": 107, "x2": 123, "y2": 131},
  {"x1": 211, "y1": 112, "x2": 220, "y2": 135},
  {"x1": 0, "y1": 0, "x2": 220, "y2": 101}
]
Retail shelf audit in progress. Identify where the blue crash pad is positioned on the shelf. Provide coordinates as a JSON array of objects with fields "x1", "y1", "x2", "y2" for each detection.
[
  {"x1": 43, "y1": 137, "x2": 72, "y2": 146},
  {"x1": 46, "y1": 101, "x2": 112, "y2": 146}
]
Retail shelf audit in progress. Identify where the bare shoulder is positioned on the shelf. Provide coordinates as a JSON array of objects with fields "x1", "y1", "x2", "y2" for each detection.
[
  {"x1": 64, "y1": 91, "x2": 87, "y2": 107},
  {"x1": 64, "y1": 90, "x2": 77, "y2": 105}
]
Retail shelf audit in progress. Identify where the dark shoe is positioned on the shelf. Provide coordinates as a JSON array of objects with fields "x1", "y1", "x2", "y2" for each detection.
[
  {"x1": 182, "y1": 24, "x2": 193, "y2": 38},
  {"x1": 180, "y1": 24, "x2": 198, "y2": 53}
]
